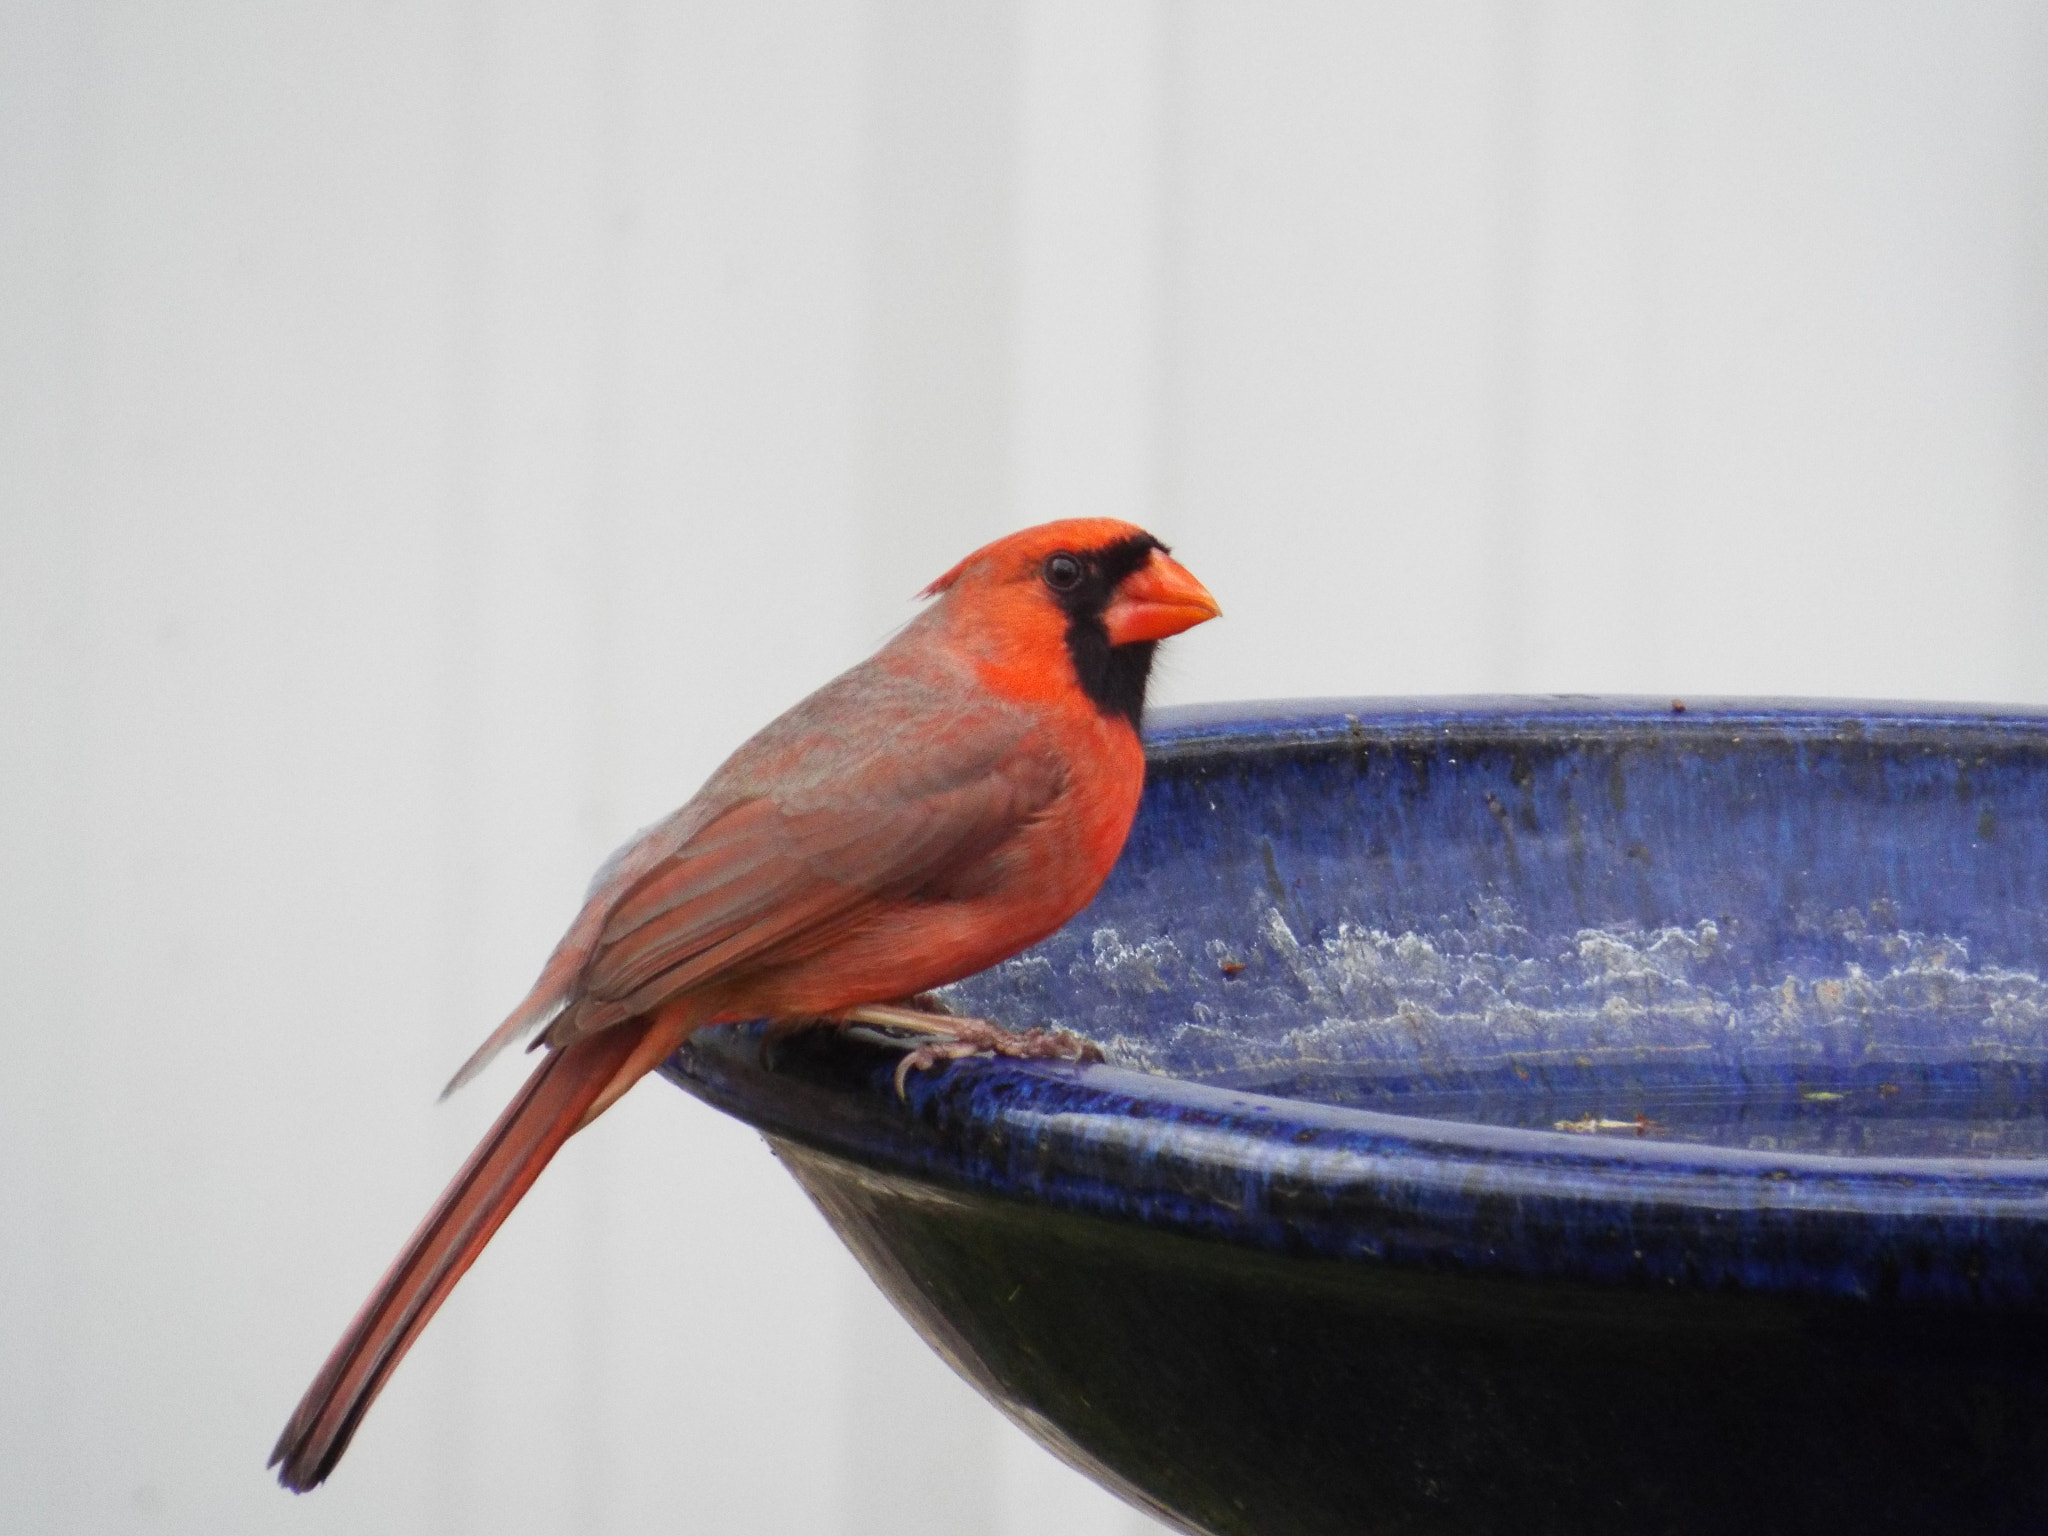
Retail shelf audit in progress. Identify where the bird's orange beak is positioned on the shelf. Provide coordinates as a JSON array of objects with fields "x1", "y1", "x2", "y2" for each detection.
[{"x1": 1103, "y1": 550, "x2": 1222, "y2": 646}]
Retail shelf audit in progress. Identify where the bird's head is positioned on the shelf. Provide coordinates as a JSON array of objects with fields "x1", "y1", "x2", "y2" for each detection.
[{"x1": 922, "y1": 519, "x2": 1221, "y2": 728}]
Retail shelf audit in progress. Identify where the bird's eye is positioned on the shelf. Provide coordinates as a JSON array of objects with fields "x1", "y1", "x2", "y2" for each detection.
[{"x1": 1042, "y1": 552, "x2": 1084, "y2": 592}]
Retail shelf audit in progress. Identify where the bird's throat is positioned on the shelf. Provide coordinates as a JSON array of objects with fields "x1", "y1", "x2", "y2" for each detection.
[{"x1": 1063, "y1": 622, "x2": 1156, "y2": 729}]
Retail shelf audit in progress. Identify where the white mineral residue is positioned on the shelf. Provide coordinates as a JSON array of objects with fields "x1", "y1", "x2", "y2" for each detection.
[{"x1": 941, "y1": 896, "x2": 2048, "y2": 1085}]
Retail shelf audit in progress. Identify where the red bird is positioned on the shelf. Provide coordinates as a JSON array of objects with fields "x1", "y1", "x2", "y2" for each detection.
[{"x1": 271, "y1": 518, "x2": 1220, "y2": 1491}]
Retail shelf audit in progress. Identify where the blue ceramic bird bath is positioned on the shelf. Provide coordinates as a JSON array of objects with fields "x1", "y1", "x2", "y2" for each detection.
[{"x1": 665, "y1": 699, "x2": 2048, "y2": 1536}]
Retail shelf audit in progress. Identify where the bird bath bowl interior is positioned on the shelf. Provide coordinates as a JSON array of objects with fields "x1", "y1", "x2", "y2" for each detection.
[{"x1": 665, "y1": 699, "x2": 2048, "y2": 1536}]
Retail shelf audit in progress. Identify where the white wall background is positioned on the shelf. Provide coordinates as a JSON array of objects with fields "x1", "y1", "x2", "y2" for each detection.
[{"x1": 5, "y1": 3, "x2": 2048, "y2": 1533}]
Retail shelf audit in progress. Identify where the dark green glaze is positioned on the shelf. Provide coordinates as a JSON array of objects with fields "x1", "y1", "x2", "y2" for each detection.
[{"x1": 780, "y1": 1137, "x2": 2048, "y2": 1536}]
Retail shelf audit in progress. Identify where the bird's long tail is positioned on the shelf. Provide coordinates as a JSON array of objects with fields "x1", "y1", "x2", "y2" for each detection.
[{"x1": 270, "y1": 1017, "x2": 654, "y2": 1492}]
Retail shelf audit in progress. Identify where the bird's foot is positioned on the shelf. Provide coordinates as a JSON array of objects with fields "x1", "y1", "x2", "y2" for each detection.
[{"x1": 842, "y1": 1004, "x2": 1103, "y2": 1099}]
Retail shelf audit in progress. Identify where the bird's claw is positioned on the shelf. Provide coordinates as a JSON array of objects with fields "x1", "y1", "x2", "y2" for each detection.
[
  {"x1": 884, "y1": 1016, "x2": 1104, "y2": 1100},
  {"x1": 892, "y1": 1038, "x2": 983, "y2": 1099}
]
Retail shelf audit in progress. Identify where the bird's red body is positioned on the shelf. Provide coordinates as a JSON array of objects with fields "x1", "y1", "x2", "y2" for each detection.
[{"x1": 272, "y1": 519, "x2": 1219, "y2": 1491}]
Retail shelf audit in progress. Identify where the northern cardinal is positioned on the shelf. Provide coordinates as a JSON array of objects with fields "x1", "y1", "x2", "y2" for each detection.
[{"x1": 271, "y1": 518, "x2": 1220, "y2": 1491}]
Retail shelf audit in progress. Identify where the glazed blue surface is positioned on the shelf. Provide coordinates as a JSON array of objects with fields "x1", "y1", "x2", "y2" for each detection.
[
  {"x1": 673, "y1": 698, "x2": 2048, "y2": 1306},
  {"x1": 666, "y1": 700, "x2": 2048, "y2": 1534}
]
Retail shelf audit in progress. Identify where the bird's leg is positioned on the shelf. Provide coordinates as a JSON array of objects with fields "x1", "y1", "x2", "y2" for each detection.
[
  {"x1": 842, "y1": 1001, "x2": 1104, "y2": 1099},
  {"x1": 842, "y1": 997, "x2": 957, "y2": 1035}
]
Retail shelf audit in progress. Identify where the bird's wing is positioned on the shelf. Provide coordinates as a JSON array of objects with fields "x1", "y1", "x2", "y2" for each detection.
[
  {"x1": 556, "y1": 732, "x2": 1058, "y2": 1038},
  {"x1": 444, "y1": 661, "x2": 1058, "y2": 1089}
]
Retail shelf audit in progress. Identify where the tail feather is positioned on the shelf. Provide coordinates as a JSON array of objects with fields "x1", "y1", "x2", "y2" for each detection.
[
  {"x1": 271, "y1": 1018, "x2": 653, "y2": 1491},
  {"x1": 440, "y1": 930, "x2": 594, "y2": 1099}
]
